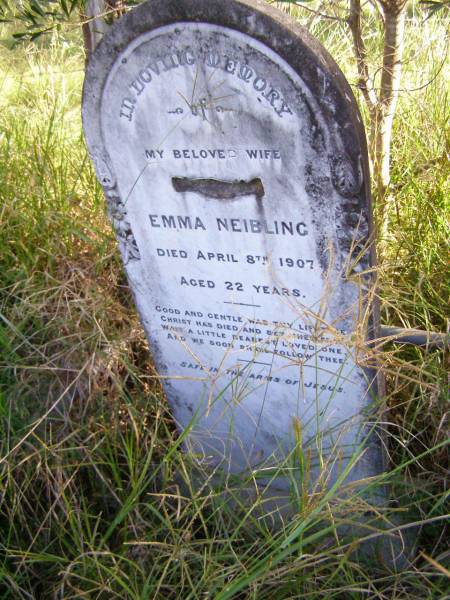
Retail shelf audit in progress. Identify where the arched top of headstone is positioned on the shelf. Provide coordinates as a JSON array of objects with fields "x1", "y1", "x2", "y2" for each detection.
[{"x1": 83, "y1": 0, "x2": 371, "y2": 217}]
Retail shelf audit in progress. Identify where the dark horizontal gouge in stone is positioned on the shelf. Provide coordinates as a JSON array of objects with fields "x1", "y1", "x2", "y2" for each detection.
[{"x1": 172, "y1": 177, "x2": 265, "y2": 201}]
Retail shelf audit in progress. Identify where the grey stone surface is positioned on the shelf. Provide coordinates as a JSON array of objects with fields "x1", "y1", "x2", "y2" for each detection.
[{"x1": 82, "y1": 0, "x2": 384, "y2": 491}]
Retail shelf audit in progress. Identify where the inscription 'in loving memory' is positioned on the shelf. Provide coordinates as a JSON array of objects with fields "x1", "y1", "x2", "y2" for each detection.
[{"x1": 120, "y1": 46, "x2": 293, "y2": 121}]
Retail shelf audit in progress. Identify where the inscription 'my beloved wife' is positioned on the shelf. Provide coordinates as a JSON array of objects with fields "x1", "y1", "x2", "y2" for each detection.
[
  {"x1": 121, "y1": 46, "x2": 292, "y2": 121},
  {"x1": 145, "y1": 148, "x2": 282, "y2": 160}
]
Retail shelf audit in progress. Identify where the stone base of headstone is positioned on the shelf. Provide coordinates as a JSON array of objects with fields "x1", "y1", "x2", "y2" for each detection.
[{"x1": 173, "y1": 463, "x2": 413, "y2": 569}]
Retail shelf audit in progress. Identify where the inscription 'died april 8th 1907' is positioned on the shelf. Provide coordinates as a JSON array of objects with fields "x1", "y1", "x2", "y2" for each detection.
[{"x1": 83, "y1": 0, "x2": 383, "y2": 489}]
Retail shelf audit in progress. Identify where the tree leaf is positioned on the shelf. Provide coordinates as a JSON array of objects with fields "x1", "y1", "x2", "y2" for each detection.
[
  {"x1": 61, "y1": 0, "x2": 69, "y2": 17},
  {"x1": 30, "y1": 0, "x2": 45, "y2": 17}
]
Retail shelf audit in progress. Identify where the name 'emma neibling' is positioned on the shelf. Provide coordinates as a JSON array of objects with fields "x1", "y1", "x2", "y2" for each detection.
[{"x1": 148, "y1": 214, "x2": 308, "y2": 236}]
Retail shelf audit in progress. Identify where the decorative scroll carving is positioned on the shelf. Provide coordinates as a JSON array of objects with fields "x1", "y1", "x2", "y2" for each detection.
[
  {"x1": 93, "y1": 153, "x2": 116, "y2": 190},
  {"x1": 329, "y1": 153, "x2": 363, "y2": 198},
  {"x1": 91, "y1": 151, "x2": 141, "y2": 263},
  {"x1": 105, "y1": 189, "x2": 141, "y2": 263}
]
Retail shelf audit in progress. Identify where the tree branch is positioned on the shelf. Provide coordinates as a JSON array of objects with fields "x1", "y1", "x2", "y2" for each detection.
[
  {"x1": 348, "y1": 0, "x2": 378, "y2": 111},
  {"x1": 374, "y1": 0, "x2": 407, "y2": 193}
]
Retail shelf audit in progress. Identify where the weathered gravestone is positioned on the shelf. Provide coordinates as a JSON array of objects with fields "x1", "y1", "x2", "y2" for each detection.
[{"x1": 83, "y1": 0, "x2": 385, "y2": 497}]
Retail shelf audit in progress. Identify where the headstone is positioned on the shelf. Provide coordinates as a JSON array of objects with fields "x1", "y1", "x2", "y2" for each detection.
[{"x1": 83, "y1": 0, "x2": 384, "y2": 494}]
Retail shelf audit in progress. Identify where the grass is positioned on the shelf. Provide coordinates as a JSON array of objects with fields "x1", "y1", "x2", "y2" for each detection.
[{"x1": 0, "y1": 6, "x2": 449, "y2": 599}]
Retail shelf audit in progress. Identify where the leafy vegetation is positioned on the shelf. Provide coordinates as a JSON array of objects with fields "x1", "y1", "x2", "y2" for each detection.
[{"x1": 0, "y1": 5, "x2": 448, "y2": 599}]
